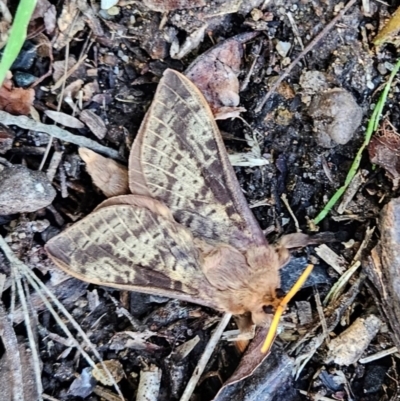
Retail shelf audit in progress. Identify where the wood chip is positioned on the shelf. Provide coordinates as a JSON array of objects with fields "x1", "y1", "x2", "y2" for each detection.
[
  {"x1": 325, "y1": 314, "x2": 382, "y2": 365},
  {"x1": 0, "y1": 165, "x2": 56, "y2": 214},
  {"x1": 45, "y1": 110, "x2": 85, "y2": 129},
  {"x1": 80, "y1": 109, "x2": 107, "y2": 139},
  {"x1": 315, "y1": 244, "x2": 347, "y2": 275},
  {"x1": 136, "y1": 365, "x2": 161, "y2": 401}
]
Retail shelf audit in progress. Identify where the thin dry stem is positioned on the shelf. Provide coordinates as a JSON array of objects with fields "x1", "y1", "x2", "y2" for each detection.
[
  {"x1": 255, "y1": 0, "x2": 358, "y2": 112},
  {"x1": 0, "y1": 301, "x2": 25, "y2": 401},
  {"x1": 179, "y1": 313, "x2": 232, "y2": 401},
  {"x1": 0, "y1": 235, "x2": 125, "y2": 401},
  {"x1": 0, "y1": 111, "x2": 122, "y2": 160},
  {"x1": 21, "y1": 266, "x2": 125, "y2": 401},
  {"x1": 14, "y1": 268, "x2": 44, "y2": 400}
]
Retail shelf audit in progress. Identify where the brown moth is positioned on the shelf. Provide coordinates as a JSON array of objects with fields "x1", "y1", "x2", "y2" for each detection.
[{"x1": 45, "y1": 69, "x2": 293, "y2": 332}]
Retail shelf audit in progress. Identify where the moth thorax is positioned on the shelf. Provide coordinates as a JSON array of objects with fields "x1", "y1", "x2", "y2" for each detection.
[{"x1": 243, "y1": 245, "x2": 286, "y2": 326}]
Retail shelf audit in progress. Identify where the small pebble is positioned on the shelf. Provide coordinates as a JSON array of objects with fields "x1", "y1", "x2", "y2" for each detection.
[
  {"x1": 13, "y1": 71, "x2": 36, "y2": 87},
  {"x1": 309, "y1": 88, "x2": 363, "y2": 148},
  {"x1": 101, "y1": 0, "x2": 118, "y2": 9},
  {"x1": 11, "y1": 42, "x2": 36, "y2": 71},
  {"x1": 92, "y1": 360, "x2": 124, "y2": 385},
  {"x1": 0, "y1": 165, "x2": 56, "y2": 215},
  {"x1": 107, "y1": 6, "x2": 120, "y2": 15},
  {"x1": 276, "y1": 41, "x2": 291, "y2": 58}
]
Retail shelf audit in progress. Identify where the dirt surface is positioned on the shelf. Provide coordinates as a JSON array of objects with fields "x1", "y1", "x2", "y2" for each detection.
[{"x1": 1, "y1": 0, "x2": 400, "y2": 400}]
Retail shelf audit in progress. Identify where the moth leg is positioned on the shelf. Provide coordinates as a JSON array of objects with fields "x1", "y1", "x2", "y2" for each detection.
[
  {"x1": 235, "y1": 312, "x2": 255, "y2": 336},
  {"x1": 222, "y1": 313, "x2": 255, "y2": 342}
]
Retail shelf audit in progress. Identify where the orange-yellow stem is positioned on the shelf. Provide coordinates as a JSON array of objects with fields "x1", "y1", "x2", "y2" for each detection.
[{"x1": 261, "y1": 264, "x2": 314, "y2": 353}]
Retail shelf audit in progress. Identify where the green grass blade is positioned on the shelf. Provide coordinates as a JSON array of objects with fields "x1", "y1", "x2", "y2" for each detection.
[
  {"x1": 313, "y1": 57, "x2": 400, "y2": 225},
  {"x1": 0, "y1": 0, "x2": 38, "y2": 86}
]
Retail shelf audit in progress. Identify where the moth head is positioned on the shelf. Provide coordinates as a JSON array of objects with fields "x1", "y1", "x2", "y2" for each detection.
[
  {"x1": 200, "y1": 243, "x2": 293, "y2": 328},
  {"x1": 249, "y1": 287, "x2": 285, "y2": 327}
]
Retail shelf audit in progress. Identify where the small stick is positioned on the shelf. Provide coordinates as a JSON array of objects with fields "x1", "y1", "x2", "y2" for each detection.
[
  {"x1": 314, "y1": 288, "x2": 330, "y2": 346},
  {"x1": 299, "y1": 390, "x2": 337, "y2": 401},
  {"x1": 281, "y1": 193, "x2": 301, "y2": 232},
  {"x1": 261, "y1": 264, "x2": 314, "y2": 353},
  {"x1": 255, "y1": 0, "x2": 358, "y2": 113},
  {"x1": 359, "y1": 346, "x2": 399, "y2": 364},
  {"x1": 240, "y1": 40, "x2": 262, "y2": 92},
  {"x1": 0, "y1": 235, "x2": 125, "y2": 401},
  {"x1": 286, "y1": 11, "x2": 304, "y2": 50},
  {"x1": 179, "y1": 313, "x2": 232, "y2": 401},
  {"x1": 0, "y1": 110, "x2": 123, "y2": 161},
  {"x1": 46, "y1": 150, "x2": 64, "y2": 182},
  {"x1": 0, "y1": 301, "x2": 25, "y2": 401}
]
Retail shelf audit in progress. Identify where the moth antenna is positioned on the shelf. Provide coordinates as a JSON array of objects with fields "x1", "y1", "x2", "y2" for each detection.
[{"x1": 261, "y1": 264, "x2": 314, "y2": 353}]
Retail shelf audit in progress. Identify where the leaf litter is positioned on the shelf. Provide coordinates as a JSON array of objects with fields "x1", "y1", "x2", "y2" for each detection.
[{"x1": 1, "y1": 0, "x2": 400, "y2": 400}]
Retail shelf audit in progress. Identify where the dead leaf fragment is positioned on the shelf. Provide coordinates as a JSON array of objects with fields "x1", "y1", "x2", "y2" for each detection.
[
  {"x1": 185, "y1": 32, "x2": 258, "y2": 117},
  {"x1": 214, "y1": 106, "x2": 246, "y2": 120},
  {"x1": 214, "y1": 329, "x2": 293, "y2": 401},
  {"x1": 170, "y1": 24, "x2": 207, "y2": 60},
  {"x1": 52, "y1": 56, "x2": 86, "y2": 83},
  {"x1": 68, "y1": 367, "x2": 96, "y2": 398},
  {"x1": 109, "y1": 330, "x2": 160, "y2": 351},
  {"x1": 82, "y1": 81, "x2": 100, "y2": 102},
  {"x1": 0, "y1": 0, "x2": 12, "y2": 50},
  {"x1": 0, "y1": 78, "x2": 34, "y2": 116},
  {"x1": 54, "y1": 0, "x2": 85, "y2": 50},
  {"x1": 31, "y1": 0, "x2": 57, "y2": 34},
  {"x1": 45, "y1": 110, "x2": 85, "y2": 129},
  {"x1": 228, "y1": 152, "x2": 269, "y2": 167},
  {"x1": 79, "y1": 148, "x2": 129, "y2": 197},
  {"x1": 92, "y1": 360, "x2": 124, "y2": 385},
  {"x1": 368, "y1": 120, "x2": 400, "y2": 189},
  {"x1": 137, "y1": 364, "x2": 162, "y2": 401},
  {"x1": 0, "y1": 165, "x2": 56, "y2": 214},
  {"x1": 80, "y1": 109, "x2": 107, "y2": 139},
  {"x1": 374, "y1": 6, "x2": 400, "y2": 46}
]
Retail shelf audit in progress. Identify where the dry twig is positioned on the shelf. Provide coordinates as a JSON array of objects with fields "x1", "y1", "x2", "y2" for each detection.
[
  {"x1": 179, "y1": 313, "x2": 232, "y2": 401},
  {"x1": 0, "y1": 235, "x2": 126, "y2": 401},
  {"x1": 0, "y1": 301, "x2": 25, "y2": 401},
  {"x1": 255, "y1": 0, "x2": 358, "y2": 112},
  {"x1": 0, "y1": 110, "x2": 122, "y2": 160}
]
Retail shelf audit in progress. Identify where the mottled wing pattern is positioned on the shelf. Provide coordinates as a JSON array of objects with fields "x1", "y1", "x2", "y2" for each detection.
[
  {"x1": 45, "y1": 204, "x2": 216, "y2": 308},
  {"x1": 129, "y1": 69, "x2": 265, "y2": 249}
]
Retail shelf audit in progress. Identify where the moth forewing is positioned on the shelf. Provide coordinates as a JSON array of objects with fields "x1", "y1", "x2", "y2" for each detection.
[{"x1": 128, "y1": 69, "x2": 267, "y2": 249}]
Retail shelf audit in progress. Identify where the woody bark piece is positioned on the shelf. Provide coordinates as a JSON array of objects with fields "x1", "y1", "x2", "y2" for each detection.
[
  {"x1": 78, "y1": 148, "x2": 129, "y2": 197},
  {"x1": 325, "y1": 314, "x2": 382, "y2": 365},
  {"x1": 214, "y1": 337, "x2": 294, "y2": 401},
  {"x1": 136, "y1": 364, "x2": 161, "y2": 401},
  {"x1": 367, "y1": 197, "x2": 400, "y2": 349}
]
